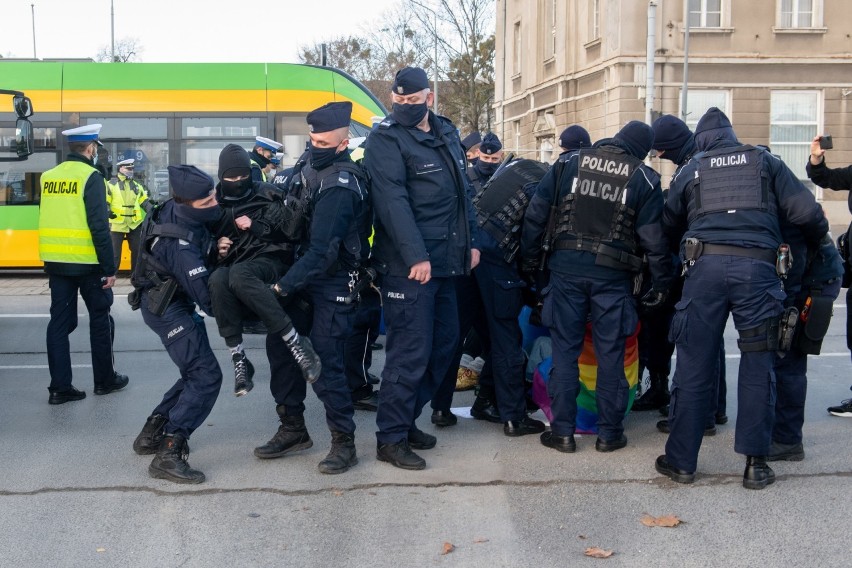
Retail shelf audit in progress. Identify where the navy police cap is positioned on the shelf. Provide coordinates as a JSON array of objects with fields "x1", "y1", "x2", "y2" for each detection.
[
  {"x1": 307, "y1": 101, "x2": 353, "y2": 133},
  {"x1": 391, "y1": 67, "x2": 430, "y2": 95},
  {"x1": 461, "y1": 131, "x2": 482, "y2": 152},
  {"x1": 479, "y1": 132, "x2": 502, "y2": 155},
  {"x1": 168, "y1": 165, "x2": 214, "y2": 201}
]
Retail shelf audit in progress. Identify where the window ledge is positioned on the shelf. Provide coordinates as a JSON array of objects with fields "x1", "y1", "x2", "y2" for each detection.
[
  {"x1": 584, "y1": 38, "x2": 602, "y2": 49},
  {"x1": 543, "y1": 56, "x2": 556, "y2": 65},
  {"x1": 686, "y1": 27, "x2": 735, "y2": 34},
  {"x1": 772, "y1": 27, "x2": 828, "y2": 34},
  {"x1": 511, "y1": 73, "x2": 522, "y2": 80}
]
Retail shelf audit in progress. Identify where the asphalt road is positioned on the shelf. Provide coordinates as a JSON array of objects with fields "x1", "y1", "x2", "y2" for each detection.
[{"x1": 0, "y1": 279, "x2": 850, "y2": 567}]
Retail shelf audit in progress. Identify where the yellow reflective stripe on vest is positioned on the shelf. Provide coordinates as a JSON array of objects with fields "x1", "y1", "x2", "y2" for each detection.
[{"x1": 39, "y1": 161, "x2": 100, "y2": 264}]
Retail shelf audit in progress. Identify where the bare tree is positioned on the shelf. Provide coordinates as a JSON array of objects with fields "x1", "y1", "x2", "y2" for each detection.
[
  {"x1": 298, "y1": 36, "x2": 375, "y2": 79},
  {"x1": 95, "y1": 37, "x2": 144, "y2": 62},
  {"x1": 408, "y1": 0, "x2": 496, "y2": 132}
]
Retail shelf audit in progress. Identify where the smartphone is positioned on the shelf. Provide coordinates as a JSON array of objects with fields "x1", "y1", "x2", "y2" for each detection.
[{"x1": 819, "y1": 135, "x2": 833, "y2": 150}]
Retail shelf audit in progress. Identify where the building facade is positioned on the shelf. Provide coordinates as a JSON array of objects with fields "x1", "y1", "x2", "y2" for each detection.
[{"x1": 494, "y1": 0, "x2": 852, "y2": 204}]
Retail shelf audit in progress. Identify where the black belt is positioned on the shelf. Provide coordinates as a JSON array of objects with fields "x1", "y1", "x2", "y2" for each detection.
[
  {"x1": 702, "y1": 243, "x2": 775, "y2": 264},
  {"x1": 553, "y1": 239, "x2": 643, "y2": 271}
]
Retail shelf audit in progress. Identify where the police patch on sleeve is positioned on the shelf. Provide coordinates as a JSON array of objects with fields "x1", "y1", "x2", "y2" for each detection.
[{"x1": 187, "y1": 265, "x2": 207, "y2": 279}]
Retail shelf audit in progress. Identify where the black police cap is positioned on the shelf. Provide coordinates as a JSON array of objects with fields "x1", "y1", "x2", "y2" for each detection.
[
  {"x1": 391, "y1": 67, "x2": 430, "y2": 95},
  {"x1": 307, "y1": 101, "x2": 353, "y2": 133},
  {"x1": 168, "y1": 165, "x2": 214, "y2": 201}
]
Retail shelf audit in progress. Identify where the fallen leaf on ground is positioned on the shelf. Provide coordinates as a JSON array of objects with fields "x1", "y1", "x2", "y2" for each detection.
[
  {"x1": 473, "y1": 538, "x2": 489, "y2": 544},
  {"x1": 584, "y1": 547, "x2": 614, "y2": 558},
  {"x1": 332, "y1": 490, "x2": 343, "y2": 496},
  {"x1": 441, "y1": 542, "x2": 455, "y2": 555},
  {"x1": 641, "y1": 514, "x2": 682, "y2": 527},
  {"x1": 96, "y1": 548, "x2": 106, "y2": 553}
]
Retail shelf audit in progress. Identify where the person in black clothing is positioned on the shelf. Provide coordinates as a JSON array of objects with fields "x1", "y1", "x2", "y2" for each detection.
[
  {"x1": 208, "y1": 144, "x2": 321, "y2": 395},
  {"x1": 39, "y1": 124, "x2": 129, "y2": 405},
  {"x1": 130, "y1": 165, "x2": 222, "y2": 484},
  {"x1": 257, "y1": 101, "x2": 370, "y2": 474},
  {"x1": 806, "y1": 134, "x2": 852, "y2": 417}
]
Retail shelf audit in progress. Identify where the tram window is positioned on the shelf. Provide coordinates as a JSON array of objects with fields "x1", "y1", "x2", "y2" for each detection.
[
  {"x1": 184, "y1": 139, "x2": 255, "y2": 183},
  {"x1": 104, "y1": 141, "x2": 170, "y2": 202},
  {"x1": 0, "y1": 153, "x2": 56, "y2": 205},
  {"x1": 86, "y1": 118, "x2": 167, "y2": 139},
  {"x1": 183, "y1": 118, "x2": 260, "y2": 138}
]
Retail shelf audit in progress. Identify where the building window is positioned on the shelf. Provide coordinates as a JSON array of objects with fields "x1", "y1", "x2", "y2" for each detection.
[
  {"x1": 591, "y1": 0, "x2": 601, "y2": 40},
  {"x1": 688, "y1": 0, "x2": 723, "y2": 28},
  {"x1": 770, "y1": 90, "x2": 819, "y2": 183},
  {"x1": 539, "y1": 138, "x2": 555, "y2": 164},
  {"x1": 679, "y1": 89, "x2": 731, "y2": 130},
  {"x1": 513, "y1": 120, "x2": 521, "y2": 155},
  {"x1": 778, "y1": 0, "x2": 820, "y2": 28},
  {"x1": 543, "y1": 0, "x2": 556, "y2": 60},
  {"x1": 513, "y1": 21, "x2": 522, "y2": 76}
]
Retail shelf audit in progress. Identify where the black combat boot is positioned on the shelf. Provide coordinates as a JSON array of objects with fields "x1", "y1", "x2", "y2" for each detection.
[
  {"x1": 232, "y1": 351, "x2": 255, "y2": 396},
  {"x1": 253, "y1": 407, "x2": 313, "y2": 459},
  {"x1": 318, "y1": 431, "x2": 358, "y2": 474},
  {"x1": 743, "y1": 455, "x2": 776, "y2": 490},
  {"x1": 470, "y1": 395, "x2": 502, "y2": 423},
  {"x1": 376, "y1": 439, "x2": 426, "y2": 470},
  {"x1": 148, "y1": 433, "x2": 205, "y2": 484},
  {"x1": 632, "y1": 372, "x2": 670, "y2": 411},
  {"x1": 285, "y1": 333, "x2": 322, "y2": 383},
  {"x1": 133, "y1": 414, "x2": 167, "y2": 455}
]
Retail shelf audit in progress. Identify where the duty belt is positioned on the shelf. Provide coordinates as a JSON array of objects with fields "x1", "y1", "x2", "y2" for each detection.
[
  {"x1": 553, "y1": 238, "x2": 643, "y2": 271},
  {"x1": 701, "y1": 243, "x2": 776, "y2": 264}
]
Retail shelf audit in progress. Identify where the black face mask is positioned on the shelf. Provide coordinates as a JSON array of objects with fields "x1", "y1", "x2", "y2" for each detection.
[
  {"x1": 309, "y1": 144, "x2": 343, "y2": 170},
  {"x1": 220, "y1": 177, "x2": 252, "y2": 201},
  {"x1": 391, "y1": 102, "x2": 429, "y2": 128},
  {"x1": 175, "y1": 203, "x2": 221, "y2": 225},
  {"x1": 475, "y1": 160, "x2": 499, "y2": 179}
]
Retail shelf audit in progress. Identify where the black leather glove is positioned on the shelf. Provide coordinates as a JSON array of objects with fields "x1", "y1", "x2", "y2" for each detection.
[{"x1": 640, "y1": 287, "x2": 668, "y2": 311}]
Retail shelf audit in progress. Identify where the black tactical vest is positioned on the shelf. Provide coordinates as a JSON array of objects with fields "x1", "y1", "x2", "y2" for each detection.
[
  {"x1": 555, "y1": 147, "x2": 642, "y2": 252},
  {"x1": 691, "y1": 145, "x2": 766, "y2": 220}
]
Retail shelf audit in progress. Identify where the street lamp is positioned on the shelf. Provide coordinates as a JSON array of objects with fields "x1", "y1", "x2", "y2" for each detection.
[{"x1": 30, "y1": 4, "x2": 37, "y2": 59}]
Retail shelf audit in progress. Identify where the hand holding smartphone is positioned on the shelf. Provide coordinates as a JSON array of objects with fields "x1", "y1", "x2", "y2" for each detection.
[{"x1": 819, "y1": 135, "x2": 833, "y2": 150}]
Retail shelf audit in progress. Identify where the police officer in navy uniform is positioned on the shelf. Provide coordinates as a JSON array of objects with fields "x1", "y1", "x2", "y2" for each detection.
[
  {"x1": 521, "y1": 120, "x2": 674, "y2": 454},
  {"x1": 256, "y1": 101, "x2": 370, "y2": 474},
  {"x1": 656, "y1": 108, "x2": 829, "y2": 489},
  {"x1": 249, "y1": 136, "x2": 283, "y2": 183},
  {"x1": 467, "y1": 132, "x2": 503, "y2": 193},
  {"x1": 39, "y1": 124, "x2": 129, "y2": 405},
  {"x1": 364, "y1": 66, "x2": 480, "y2": 470},
  {"x1": 130, "y1": 165, "x2": 222, "y2": 484}
]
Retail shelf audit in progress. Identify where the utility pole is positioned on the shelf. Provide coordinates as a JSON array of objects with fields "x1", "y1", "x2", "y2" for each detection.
[
  {"x1": 31, "y1": 4, "x2": 37, "y2": 59},
  {"x1": 432, "y1": 11, "x2": 439, "y2": 114},
  {"x1": 111, "y1": 0, "x2": 115, "y2": 62},
  {"x1": 645, "y1": 1, "x2": 657, "y2": 126}
]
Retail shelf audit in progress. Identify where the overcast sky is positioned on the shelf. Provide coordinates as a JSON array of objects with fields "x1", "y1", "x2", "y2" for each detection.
[{"x1": 1, "y1": 0, "x2": 400, "y2": 63}]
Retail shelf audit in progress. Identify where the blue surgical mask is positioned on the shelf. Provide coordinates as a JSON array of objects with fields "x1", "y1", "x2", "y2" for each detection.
[{"x1": 391, "y1": 102, "x2": 429, "y2": 128}]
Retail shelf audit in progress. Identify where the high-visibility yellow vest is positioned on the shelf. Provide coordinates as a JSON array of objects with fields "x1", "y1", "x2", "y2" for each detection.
[
  {"x1": 38, "y1": 161, "x2": 101, "y2": 264},
  {"x1": 106, "y1": 175, "x2": 148, "y2": 231},
  {"x1": 250, "y1": 158, "x2": 267, "y2": 182}
]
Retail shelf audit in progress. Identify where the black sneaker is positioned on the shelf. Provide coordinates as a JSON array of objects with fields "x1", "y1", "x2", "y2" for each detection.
[
  {"x1": 286, "y1": 334, "x2": 322, "y2": 383},
  {"x1": 504, "y1": 416, "x2": 546, "y2": 437},
  {"x1": 540, "y1": 431, "x2": 576, "y2": 453},
  {"x1": 408, "y1": 428, "x2": 437, "y2": 450},
  {"x1": 470, "y1": 397, "x2": 502, "y2": 423},
  {"x1": 232, "y1": 352, "x2": 255, "y2": 396},
  {"x1": 377, "y1": 439, "x2": 426, "y2": 470},
  {"x1": 767, "y1": 441, "x2": 804, "y2": 462},
  {"x1": 94, "y1": 372, "x2": 129, "y2": 395},
  {"x1": 48, "y1": 386, "x2": 86, "y2": 405},
  {"x1": 655, "y1": 454, "x2": 695, "y2": 484},
  {"x1": 828, "y1": 398, "x2": 852, "y2": 417},
  {"x1": 353, "y1": 391, "x2": 379, "y2": 412},
  {"x1": 595, "y1": 434, "x2": 628, "y2": 452}
]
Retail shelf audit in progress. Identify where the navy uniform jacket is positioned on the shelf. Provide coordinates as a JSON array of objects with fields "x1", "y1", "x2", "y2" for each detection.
[
  {"x1": 806, "y1": 158, "x2": 852, "y2": 213},
  {"x1": 147, "y1": 200, "x2": 215, "y2": 315},
  {"x1": 664, "y1": 140, "x2": 828, "y2": 251},
  {"x1": 276, "y1": 155, "x2": 369, "y2": 295},
  {"x1": 44, "y1": 153, "x2": 116, "y2": 277},
  {"x1": 521, "y1": 139, "x2": 674, "y2": 291},
  {"x1": 364, "y1": 112, "x2": 478, "y2": 278}
]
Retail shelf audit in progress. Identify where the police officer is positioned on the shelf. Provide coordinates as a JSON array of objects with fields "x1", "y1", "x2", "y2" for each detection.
[
  {"x1": 257, "y1": 101, "x2": 370, "y2": 474},
  {"x1": 208, "y1": 144, "x2": 321, "y2": 395},
  {"x1": 130, "y1": 165, "x2": 222, "y2": 484},
  {"x1": 107, "y1": 158, "x2": 152, "y2": 272},
  {"x1": 769, "y1": 229, "x2": 843, "y2": 462},
  {"x1": 656, "y1": 108, "x2": 829, "y2": 490},
  {"x1": 461, "y1": 131, "x2": 482, "y2": 166},
  {"x1": 647, "y1": 115, "x2": 727, "y2": 434},
  {"x1": 39, "y1": 124, "x2": 129, "y2": 405},
  {"x1": 364, "y1": 66, "x2": 480, "y2": 470},
  {"x1": 521, "y1": 121, "x2": 674, "y2": 454},
  {"x1": 249, "y1": 136, "x2": 284, "y2": 183},
  {"x1": 806, "y1": 135, "x2": 852, "y2": 418}
]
